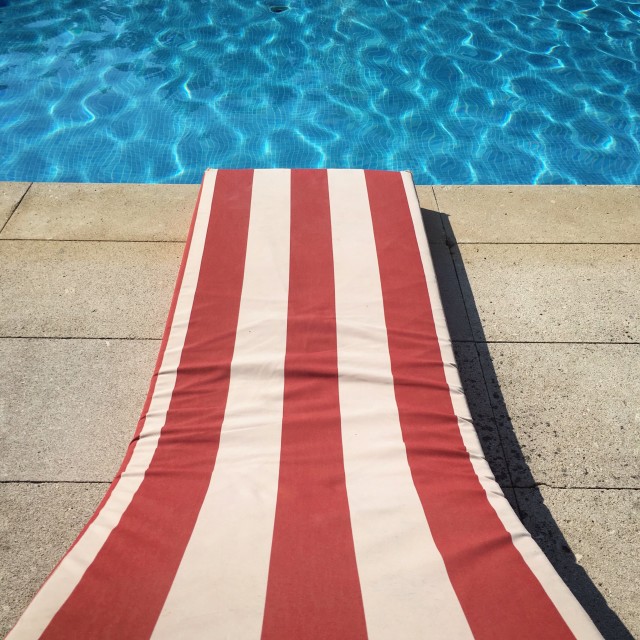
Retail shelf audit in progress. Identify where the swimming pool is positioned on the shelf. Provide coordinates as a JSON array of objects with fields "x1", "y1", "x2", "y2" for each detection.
[{"x1": 0, "y1": 0, "x2": 638, "y2": 184}]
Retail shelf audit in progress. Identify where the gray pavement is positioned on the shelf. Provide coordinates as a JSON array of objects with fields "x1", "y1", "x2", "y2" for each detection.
[{"x1": 1, "y1": 182, "x2": 638, "y2": 638}]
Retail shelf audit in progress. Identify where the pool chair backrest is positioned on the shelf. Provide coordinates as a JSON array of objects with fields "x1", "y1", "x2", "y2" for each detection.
[{"x1": 8, "y1": 169, "x2": 602, "y2": 640}]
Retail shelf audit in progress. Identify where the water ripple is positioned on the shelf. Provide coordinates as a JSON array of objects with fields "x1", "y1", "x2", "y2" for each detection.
[{"x1": 0, "y1": 0, "x2": 638, "y2": 183}]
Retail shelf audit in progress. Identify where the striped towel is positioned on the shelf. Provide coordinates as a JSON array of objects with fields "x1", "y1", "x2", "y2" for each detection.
[{"x1": 9, "y1": 169, "x2": 601, "y2": 639}]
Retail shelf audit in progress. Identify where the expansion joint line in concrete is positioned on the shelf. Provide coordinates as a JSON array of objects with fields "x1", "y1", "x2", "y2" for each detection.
[
  {"x1": 430, "y1": 185, "x2": 441, "y2": 214},
  {"x1": 456, "y1": 241, "x2": 640, "y2": 245},
  {"x1": 510, "y1": 484, "x2": 640, "y2": 491},
  {"x1": 0, "y1": 480, "x2": 111, "y2": 485},
  {"x1": 0, "y1": 238, "x2": 186, "y2": 244},
  {"x1": 0, "y1": 182, "x2": 33, "y2": 235},
  {"x1": 452, "y1": 340, "x2": 640, "y2": 346},
  {"x1": 0, "y1": 336, "x2": 162, "y2": 341}
]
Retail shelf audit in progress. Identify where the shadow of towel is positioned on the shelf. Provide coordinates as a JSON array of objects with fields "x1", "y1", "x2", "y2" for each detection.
[{"x1": 422, "y1": 206, "x2": 634, "y2": 640}]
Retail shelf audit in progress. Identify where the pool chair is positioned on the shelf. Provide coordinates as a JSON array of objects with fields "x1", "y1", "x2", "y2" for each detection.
[{"x1": 8, "y1": 169, "x2": 602, "y2": 639}]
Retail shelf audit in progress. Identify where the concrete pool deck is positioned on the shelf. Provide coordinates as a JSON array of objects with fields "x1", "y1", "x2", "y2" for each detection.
[{"x1": 0, "y1": 181, "x2": 638, "y2": 638}]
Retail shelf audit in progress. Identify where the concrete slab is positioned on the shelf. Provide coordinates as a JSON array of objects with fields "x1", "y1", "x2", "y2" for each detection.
[
  {"x1": 0, "y1": 482, "x2": 107, "y2": 638},
  {"x1": 0, "y1": 183, "x2": 31, "y2": 231},
  {"x1": 0, "y1": 339, "x2": 158, "y2": 481},
  {"x1": 0, "y1": 241, "x2": 182, "y2": 338},
  {"x1": 0, "y1": 182, "x2": 636, "y2": 638},
  {"x1": 1, "y1": 183, "x2": 198, "y2": 241},
  {"x1": 517, "y1": 487, "x2": 639, "y2": 639},
  {"x1": 451, "y1": 342, "x2": 511, "y2": 487},
  {"x1": 480, "y1": 343, "x2": 640, "y2": 488},
  {"x1": 456, "y1": 244, "x2": 640, "y2": 342},
  {"x1": 434, "y1": 185, "x2": 640, "y2": 244}
]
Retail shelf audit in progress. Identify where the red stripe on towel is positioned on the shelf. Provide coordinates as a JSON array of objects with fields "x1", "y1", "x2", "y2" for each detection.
[
  {"x1": 41, "y1": 169, "x2": 254, "y2": 640},
  {"x1": 261, "y1": 169, "x2": 367, "y2": 640},
  {"x1": 365, "y1": 170, "x2": 575, "y2": 639}
]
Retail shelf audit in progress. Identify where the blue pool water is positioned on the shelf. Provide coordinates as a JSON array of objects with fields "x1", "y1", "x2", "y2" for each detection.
[{"x1": 0, "y1": 0, "x2": 639, "y2": 184}]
